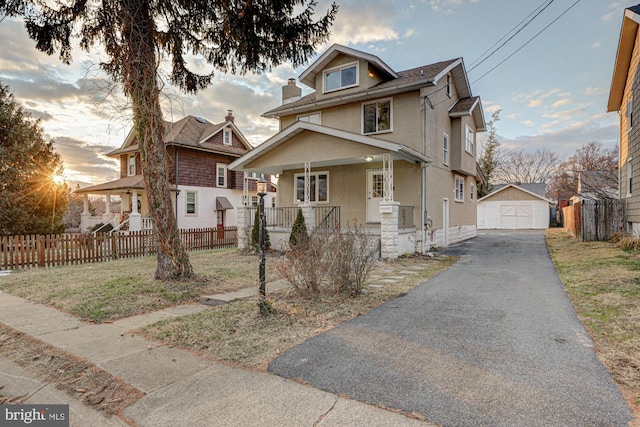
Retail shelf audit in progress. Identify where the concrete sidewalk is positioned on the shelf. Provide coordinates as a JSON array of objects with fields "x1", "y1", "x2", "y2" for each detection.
[{"x1": 0, "y1": 283, "x2": 430, "y2": 427}]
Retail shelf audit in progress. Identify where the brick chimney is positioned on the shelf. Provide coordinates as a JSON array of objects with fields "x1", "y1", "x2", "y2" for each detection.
[
  {"x1": 282, "y1": 78, "x2": 301, "y2": 104},
  {"x1": 225, "y1": 109, "x2": 234, "y2": 123}
]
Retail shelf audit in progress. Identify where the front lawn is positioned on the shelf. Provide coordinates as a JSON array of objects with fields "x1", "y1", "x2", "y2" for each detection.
[{"x1": 546, "y1": 228, "x2": 640, "y2": 414}]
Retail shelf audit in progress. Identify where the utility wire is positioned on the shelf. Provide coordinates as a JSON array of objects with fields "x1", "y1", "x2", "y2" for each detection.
[
  {"x1": 468, "y1": 0, "x2": 554, "y2": 72},
  {"x1": 472, "y1": 0, "x2": 584, "y2": 85}
]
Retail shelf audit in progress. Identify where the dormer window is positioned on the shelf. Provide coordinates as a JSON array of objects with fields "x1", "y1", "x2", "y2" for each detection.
[{"x1": 324, "y1": 62, "x2": 358, "y2": 93}]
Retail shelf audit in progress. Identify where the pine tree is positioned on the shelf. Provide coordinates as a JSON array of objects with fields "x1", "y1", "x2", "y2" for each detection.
[
  {"x1": 289, "y1": 208, "x2": 309, "y2": 247},
  {"x1": 251, "y1": 207, "x2": 271, "y2": 251},
  {"x1": 0, "y1": 82, "x2": 68, "y2": 235},
  {"x1": 3, "y1": 0, "x2": 337, "y2": 279},
  {"x1": 478, "y1": 110, "x2": 501, "y2": 198}
]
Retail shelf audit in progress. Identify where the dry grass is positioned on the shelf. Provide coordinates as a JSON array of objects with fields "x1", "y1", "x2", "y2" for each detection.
[
  {"x1": 546, "y1": 228, "x2": 640, "y2": 415},
  {"x1": 0, "y1": 249, "x2": 274, "y2": 322},
  {"x1": 138, "y1": 255, "x2": 456, "y2": 369}
]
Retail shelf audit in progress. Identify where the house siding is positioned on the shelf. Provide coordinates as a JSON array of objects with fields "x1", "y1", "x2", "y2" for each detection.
[{"x1": 622, "y1": 28, "x2": 640, "y2": 229}]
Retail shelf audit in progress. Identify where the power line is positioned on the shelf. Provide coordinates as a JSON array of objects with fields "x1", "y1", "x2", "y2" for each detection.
[
  {"x1": 468, "y1": 0, "x2": 555, "y2": 73},
  {"x1": 471, "y1": 0, "x2": 584, "y2": 85}
]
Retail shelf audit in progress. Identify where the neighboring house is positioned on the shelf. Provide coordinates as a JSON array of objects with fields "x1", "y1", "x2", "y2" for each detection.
[
  {"x1": 570, "y1": 170, "x2": 618, "y2": 204},
  {"x1": 76, "y1": 112, "x2": 274, "y2": 232},
  {"x1": 608, "y1": 4, "x2": 640, "y2": 237},
  {"x1": 230, "y1": 44, "x2": 485, "y2": 258},
  {"x1": 477, "y1": 183, "x2": 551, "y2": 230}
]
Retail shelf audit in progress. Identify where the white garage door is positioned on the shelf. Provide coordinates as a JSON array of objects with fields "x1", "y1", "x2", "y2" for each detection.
[{"x1": 500, "y1": 203, "x2": 532, "y2": 229}]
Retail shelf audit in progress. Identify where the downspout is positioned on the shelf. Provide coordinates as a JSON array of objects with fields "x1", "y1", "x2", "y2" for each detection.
[
  {"x1": 420, "y1": 95, "x2": 430, "y2": 254},
  {"x1": 175, "y1": 147, "x2": 179, "y2": 223}
]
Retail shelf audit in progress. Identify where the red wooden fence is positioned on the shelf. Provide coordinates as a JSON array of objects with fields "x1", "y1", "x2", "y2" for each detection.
[{"x1": 0, "y1": 227, "x2": 237, "y2": 270}]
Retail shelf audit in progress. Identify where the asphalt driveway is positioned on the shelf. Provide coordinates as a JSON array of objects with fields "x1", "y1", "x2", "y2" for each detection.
[{"x1": 268, "y1": 231, "x2": 633, "y2": 426}]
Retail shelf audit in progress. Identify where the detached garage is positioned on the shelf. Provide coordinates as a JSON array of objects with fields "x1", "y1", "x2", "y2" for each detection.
[{"x1": 477, "y1": 183, "x2": 551, "y2": 230}]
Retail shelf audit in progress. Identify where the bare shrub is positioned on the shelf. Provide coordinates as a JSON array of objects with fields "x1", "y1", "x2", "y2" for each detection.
[
  {"x1": 615, "y1": 237, "x2": 640, "y2": 252},
  {"x1": 275, "y1": 223, "x2": 377, "y2": 299}
]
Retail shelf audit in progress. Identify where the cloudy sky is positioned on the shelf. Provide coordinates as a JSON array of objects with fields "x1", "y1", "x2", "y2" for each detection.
[{"x1": 0, "y1": 0, "x2": 625, "y2": 187}]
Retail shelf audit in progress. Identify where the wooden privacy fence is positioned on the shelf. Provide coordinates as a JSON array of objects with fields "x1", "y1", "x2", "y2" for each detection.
[
  {"x1": 0, "y1": 227, "x2": 237, "y2": 270},
  {"x1": 562, "y1": 200, "x2": 625, "y2": 241}
]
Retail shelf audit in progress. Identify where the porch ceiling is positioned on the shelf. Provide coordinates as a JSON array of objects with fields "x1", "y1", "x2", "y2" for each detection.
[{"x1": 229, "y1": 121, "x2": 431, "y2": 175}]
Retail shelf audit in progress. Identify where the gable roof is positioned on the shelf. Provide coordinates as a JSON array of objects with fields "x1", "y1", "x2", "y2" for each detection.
[
  {"x1": 608, "y1": 5, "x2": 640, "y2": 112},
  {"x1": 299, "y1": 44, "x2": 398, "y2": 89},
  {"x1": 449, "y1": 96, "x2": 486, "y2": 132},
  {"x1": 264, "y1": 57, "x2": 466, "y2": 119},
  {"x1": 228, "y1": 121, "x2": 431, "y2": 175},
  {"x1": 107, "y1": 115, "x2": 253, "y2": 157},
  {"x1": 479, "y1": 183, "x2": 551, "y2": 203}
]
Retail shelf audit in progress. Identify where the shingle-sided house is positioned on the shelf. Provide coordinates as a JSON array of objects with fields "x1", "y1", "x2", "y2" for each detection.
[
  {"x1": 608, "y1": 4, "x2": 640, "y2": 237},
  {"x1": 76, "y1": 112, "x2": 274, "y2": 232},
  {"x1": 230, "y1": 44, "x2": 485, "y2": 258}
]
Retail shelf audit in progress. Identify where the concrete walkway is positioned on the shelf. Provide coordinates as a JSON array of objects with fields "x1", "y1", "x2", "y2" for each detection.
[
  {"x1": 269, "y1": 231, "x2": 634, "y2": 427},
  {"x1": 0, "y1": 281, "x2": 429, "y2": 426}
]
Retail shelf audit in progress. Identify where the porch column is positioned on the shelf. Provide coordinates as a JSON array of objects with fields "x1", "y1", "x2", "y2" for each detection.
[
  {"x1": 382, "y1": 153, "x2": 394, "y2": 202},
  {"x1": 80, "y1": 195, "x2": 90, "y2": 232},
  {"x1": 380, "y1": 201, "x2": 400, "y2": 259},
  {"x1": 237, "y1": 206, "x2": 249, "y2": 250},
  {"x1": 103, "y1": 193, "x2": 114, "y2": 225},
  {"x1": 301, "y1": 205, "x2": 315, "y2": 232},
  {"x1": 129, "y1": 190, "x2": 141, "y2": 231}
]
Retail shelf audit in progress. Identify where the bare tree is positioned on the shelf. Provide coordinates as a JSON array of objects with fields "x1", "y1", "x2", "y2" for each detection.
[
  {"x1": 493, "y1": 147, "x2": 560, "y2": 185},
  {"x1": 3, "y1": 0, "x2": 338, "y2": 280},
  {"x1": 548, "y1": 142, "x2": 618, "y2": 200}
]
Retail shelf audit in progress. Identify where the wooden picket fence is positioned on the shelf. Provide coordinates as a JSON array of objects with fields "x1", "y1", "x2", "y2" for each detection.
[{"x1": 0, "y1": 227, "x2": 237, "y2": 270}]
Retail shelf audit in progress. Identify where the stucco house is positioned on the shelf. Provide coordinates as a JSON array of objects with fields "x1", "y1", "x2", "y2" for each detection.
[
  {"x1": 76, "y1": 112, "x2": 274, "y2": 232},
  {"x1": 608, "y1": 4, "x2": 640, "y2": 237},
  {"x1": 230, "y1": 44, "x2": 485, "y2": 258},
  {"x1": 477, "y1": 184, "x2": 551, "y2": 230}
]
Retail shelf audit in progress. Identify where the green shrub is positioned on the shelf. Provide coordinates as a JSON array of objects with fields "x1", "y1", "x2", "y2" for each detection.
[
  {"x1": 251, "y1": 207, "x2": 271, "y2": 250},
  {"x1": 289, "y1": 208, "x2": 309, "y2": 247}
]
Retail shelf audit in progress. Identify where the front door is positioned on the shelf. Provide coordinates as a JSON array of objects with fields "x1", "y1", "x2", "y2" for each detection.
[
  {"x1": 366, "y1": 169, "x2": 384, "y2": 223},
  {"x1": 216, "y1": 210, "x2": 224, "y2": 238}
]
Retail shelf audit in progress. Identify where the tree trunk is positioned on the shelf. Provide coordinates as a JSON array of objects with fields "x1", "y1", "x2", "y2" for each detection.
[{"x1": 121, "y1": 0, "x2": 193, "y2": 280}]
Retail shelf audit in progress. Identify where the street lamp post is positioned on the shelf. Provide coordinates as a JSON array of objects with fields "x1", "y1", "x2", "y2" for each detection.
[{"x1": 256, "y1": 177, "x2": 268, "y2": 313}]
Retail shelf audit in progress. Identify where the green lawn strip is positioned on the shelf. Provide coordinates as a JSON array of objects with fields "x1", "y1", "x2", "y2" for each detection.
[
  {"x1": 545, "y1": 229, "x2": 640, "y2": 410},
  {"x1": 138, "y1": 256, "x2": 457, "y2": 369}
]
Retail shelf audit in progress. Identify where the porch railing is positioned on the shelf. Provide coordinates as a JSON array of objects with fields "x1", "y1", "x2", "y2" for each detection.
[{"x1": 247, "y1": 206, "x2": 341, "y2": 230}]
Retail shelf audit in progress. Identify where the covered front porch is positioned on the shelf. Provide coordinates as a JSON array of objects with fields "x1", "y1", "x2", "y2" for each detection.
[
  {"x1": 230, "y1": 122, "x2": 430, "y2": 258},
  {"x1": 74, "y1": 176, "x2": 175, "y2": 233}
]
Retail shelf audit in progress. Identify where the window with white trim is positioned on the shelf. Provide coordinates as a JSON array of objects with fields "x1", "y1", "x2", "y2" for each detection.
[
  {"x1": 128, "y1": 154, "x2": 136, "y2": 176},
  {"x1": 628, "y1": 97, "x2": 634, "y2": 131},
  {"x1": 446, "y1": 74, "x2": 452, "y2": 98},
  {"x1": 186, "y1": 191, "x2": 197, "y2": 215},
  {"x1": 298, "y1": 112, "x2": 321, "y2": 124},
  {"x1": 324, "y1": 62, "x2": 358, "y2": 93},
  {"x1": 443, "y1": 133, "x2": 449, "y2": 166},
  {"x1": 470, "y1": 183, "x2": 475, "y2": 201},
  {"x1": 294, "y1": 171, "x2": 329, "y2": 203},
  {"x1": 223, "y1": 128, "x2": 232, "y2": 146},
  {"x1": 627, "y1": 157, "x2": 633, "y2": 197},
  {"x1": 217, "y1": 163, "x2": 228, "y2": 188},
  {"x1": 362, "y1": 98, "x2": 392, "y2": 134},
  {"x1": 465, "y1": 125, "x2": 475, "y2": 154},
  {"x1": 455, "y1": 176, "x2": 464, "y2": 202}
]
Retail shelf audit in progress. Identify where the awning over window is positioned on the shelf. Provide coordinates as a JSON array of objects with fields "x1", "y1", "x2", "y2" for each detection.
[{"x1": 216, "y1": 197, "x2": 234, "y2": 210}]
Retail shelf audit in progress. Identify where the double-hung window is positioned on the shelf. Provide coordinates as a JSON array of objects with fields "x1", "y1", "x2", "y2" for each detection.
[
  {"x1": 217, "y1": 163, "x2": 228, "y2": 188},
  {"x1": 128, "y1": 154, "x2": 136, "y2": 176},
  {"x1": 294, "y1": 171, "x2": 329, "y2": 203},
  {"x1": 363, "y1": 98, "x2": 392, "y2": 134},
  {"x1": 186, "y1": 192, "x2": 197, "y2": 215},
  {"x1": 223, "y1": 129, "x2": 232, "y2": 146},
  {"x1": 443, "y1": 133, "x2": 449, "y2": 166},
  {"x1": 455, "y1": 176, "x2": 464, "y2": 202},
  {"x1": 324, "y1": 62, "x2": 358, "y2": 93},
  {"x1": 627, "y1": 157, "x2": 633, "y2": 197},
  {"x1": 628, "y1": 97, "x2": 634, "y2": 131},
  {"x1": 465, "y1": 125, "x2": 475, "y2": 154},
  {"x1": 446, "y1": 74, "x2": 452, "y2": 98}
]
